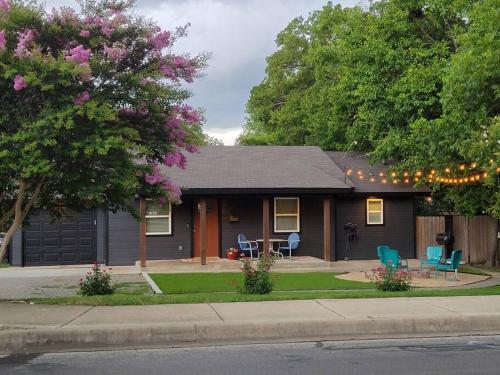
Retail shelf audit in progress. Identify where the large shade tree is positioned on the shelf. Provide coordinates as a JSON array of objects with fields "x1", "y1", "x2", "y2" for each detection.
[
  {"x1": 239, "y1": 0, "x2": 499, "y2": 220},
  {"x1": 0, "y1": 0, "x2": 207, "y2": 259}
]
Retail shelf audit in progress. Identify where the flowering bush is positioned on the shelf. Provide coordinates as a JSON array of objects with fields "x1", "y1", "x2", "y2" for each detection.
[
  {"x1": 239, "y1": 257, "x2": 274, "y2": 294},
  {"x1": 79, "y1": 262, "x2": 115, "y2": 296},
  {"x1": 367, "y1": 266, "x2": 412, "y2": 291}
]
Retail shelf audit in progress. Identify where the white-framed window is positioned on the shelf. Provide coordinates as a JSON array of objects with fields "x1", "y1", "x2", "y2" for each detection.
[
  {"x1": 145, "y1": 200, "x2": 172, "y2": 235},
  {"x1": 366, "y1": 198, "x2": 384, "y2": 225},
  {"x1": 274, "y1": 197, "x2": 300, "y2": 233}
]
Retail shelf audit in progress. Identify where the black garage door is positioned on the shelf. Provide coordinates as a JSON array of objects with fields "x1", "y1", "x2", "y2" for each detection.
[{"x1": 23, "y1": 209, "x2": 97, "y2": 266}]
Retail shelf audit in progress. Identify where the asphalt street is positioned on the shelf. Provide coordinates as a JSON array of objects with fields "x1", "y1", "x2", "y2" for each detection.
[{"x1": 1, "y1": 335, "x2": 500, "y2": 374}]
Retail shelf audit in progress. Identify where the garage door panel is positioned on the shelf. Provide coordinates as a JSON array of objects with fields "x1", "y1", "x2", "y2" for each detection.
[
  {"x1": 24, "y1": 238, "x2": 41, "y2": 248},
  {"x1": 24, "y1": 223, "x2": 41, "y2": 233},
  {"x1": 43, "y1": 223, "x2": 59, "y2": 232},
  {"x1": 43, "y1": 237, "x2": 59, "y2": 247},
  {"x1": 61, "y1": 237, "x2": 77, "y2": 246},
  {"x1": 61, "y1": 252, "x2": 77, "y2": 262},
  {"x1": 61, "y1": 222, "x2": 77, "y2": 231},
  {"x1": 43, "y1": 253, "x2": 60, "y2": 263},
  {"x1": 24, "y1": 253, "x2": 42, "y2": 265},
  {"x1": 79, "y1": 252, "x2": 95, "y2": 262},
  {"x1": 23, "y1": 209, "x2": 97, "y2": 266}
]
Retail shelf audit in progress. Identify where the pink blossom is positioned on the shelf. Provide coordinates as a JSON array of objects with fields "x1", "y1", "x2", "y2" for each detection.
[
  {"x1": 104, "y1": 44, "x2": 127, "y2": 62},
  {"x1": 0, "y1": 0, "x2": 10, "y2": 12},
  {"x1": 144, "y1": 163, "x2": 164, "y2": 185},
  {"x1": 163, "y1": 150, "x2": 187, "y2": 169},
  {"x1": 101, "y1": 23, "x2": 114, "y2": 37},
  {"x1": 79, "y1": 30, "x2": 90, "y2": 38},
  {"x1": 14, "y1": 29, "x2": 35, "y2": 58},
  {"x1": 74, "y1": 91, "x2": 90, "y2": 105},
  {"x1": 0, "y1": 30, "x2": 6, "y2": 51},
  {"x1": 159, "y1": 64, "x2": 177, "y2": 81},
  {"x1": 144, "y1": 164, "x2": 183, "y2": 202},
  {"x1": 13, "y1": 75, "x2": 28, "y2": 91},
  {"x1": 148, "y1": 30, "x2": 171, "y2": 50},
  {"x1": 66, "y1": 45, "x2": 91, "y2": 64},
  {"x1": 185, "y1": 144, "x2": 200, "y2": 153},
  {"x1": 172, "y1": 56, "x2": 196, "y2": 79},
  {"x1": 179, "y1": 104, "x2": 201, "y2": 124},
  {"x1": 164, "y1": 178, "x2": 181, "y2": 201}
]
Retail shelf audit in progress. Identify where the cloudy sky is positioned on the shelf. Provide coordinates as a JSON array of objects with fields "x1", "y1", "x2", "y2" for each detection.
[{"x1": 44, "y1": 0, "x2": 360, "y2": 144}]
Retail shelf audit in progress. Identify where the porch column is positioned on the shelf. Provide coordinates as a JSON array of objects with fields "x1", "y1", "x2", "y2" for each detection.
[
  {"x1": 323, "y1": 197, "x2": 331, "y2": 262},
  {"x1": 199, "y1": 199, "x2": 207, "y2": 265},
  {"x1": 262, "y1": 197, "x2": 270, "y2": 260},
  {"x1": 139, "y1": 197, "x2": 147, "y2": 268}
]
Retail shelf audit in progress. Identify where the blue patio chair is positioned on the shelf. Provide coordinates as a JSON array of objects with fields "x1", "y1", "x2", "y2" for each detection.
[
  {"x1": 278, "y1": 233, "x2": 301, "y2": 260},
  {"x1": 435, "y1": 250, "x2": 462, "y2": 279},
  {"x1": 382, "y1": 249, "x2": 409, "y2": 271},
  {"x1": 237, "y1": 233, "x2": 260, "y2": 260},
  {"x1": 420, "y1": 246, "x2": 443, "y2": 268},
  {"x1": 377, "y1": 245, "x2": 391, "y2": 264}
]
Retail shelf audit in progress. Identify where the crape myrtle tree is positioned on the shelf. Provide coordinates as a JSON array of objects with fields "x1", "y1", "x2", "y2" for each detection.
[{"x1": 0, "y1": 0, "x2": 207, "y2": 259}]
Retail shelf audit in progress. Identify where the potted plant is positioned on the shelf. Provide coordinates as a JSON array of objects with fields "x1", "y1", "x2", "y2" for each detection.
[{"x1": 226, "y1": 247, "x2": 239, "y2": 260}]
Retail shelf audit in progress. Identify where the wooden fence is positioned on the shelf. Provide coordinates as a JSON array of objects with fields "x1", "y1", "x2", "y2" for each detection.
[
  {"x1": 416, "y1": 215, "x2": 499, "y2": 264},
  {"x1": 415, "y1": 216, "x2": 445, "y2": 259}
]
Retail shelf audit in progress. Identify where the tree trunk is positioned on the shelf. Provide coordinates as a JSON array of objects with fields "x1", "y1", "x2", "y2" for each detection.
[
  {"x1": 0, "y1": 182, "x2": 26, "y2": 262},
  {"x1": 0, "y1": 180, "x2": 43, "y2": 262}
]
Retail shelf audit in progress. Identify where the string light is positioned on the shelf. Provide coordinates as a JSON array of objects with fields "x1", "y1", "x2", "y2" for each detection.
[{"x1": 342, "y1": 159, "x2": 499, "y2": 185}]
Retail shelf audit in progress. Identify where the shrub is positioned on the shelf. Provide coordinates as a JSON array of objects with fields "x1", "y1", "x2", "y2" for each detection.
[
  {"x1": 79, "y1": 262, "x2": 115, "y2": 296},
  {"x1": 368, "y1": 265, "x2": 412, "y2": 291},
  {"x1": 239, "y1": 257, "x2": 274, "y2": 294}
]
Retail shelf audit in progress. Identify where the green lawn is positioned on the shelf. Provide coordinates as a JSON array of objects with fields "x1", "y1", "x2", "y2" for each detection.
[
  {"x1": 30, "y1": 285, "x2": 500, "y2": 306},
  {"x1": 0, "y1": 261, "x2": 10, "y2": 268},
  {"x1": 149, "y1": 272, "x2": 375, "y2": 294}
]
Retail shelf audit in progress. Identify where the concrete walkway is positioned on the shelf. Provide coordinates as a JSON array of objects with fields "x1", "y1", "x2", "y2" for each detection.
[
  {"x1": 2, "y1": 296, "x2": 500, "y2": 329},
  {"x1": 2, "y1": 296, "x2": 500, "y2": 353}
]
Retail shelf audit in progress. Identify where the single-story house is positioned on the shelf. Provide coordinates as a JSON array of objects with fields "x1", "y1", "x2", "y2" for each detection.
[{"x1": 8, "y1": 146, "x2": 427, "y2": 267}]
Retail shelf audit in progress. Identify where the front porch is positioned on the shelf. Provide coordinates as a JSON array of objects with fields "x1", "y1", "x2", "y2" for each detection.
[
  {"x1": 139, "y1": 256, "x2": 335, "y2": 273},
  {"x1": 138, "y1": 195, "x2": 334, "y2": 267}
]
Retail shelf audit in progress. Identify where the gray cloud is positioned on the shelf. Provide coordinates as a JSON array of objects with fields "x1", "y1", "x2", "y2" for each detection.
[{"x1": 44, "y1": 0, "x2": 360, "y2": 144}]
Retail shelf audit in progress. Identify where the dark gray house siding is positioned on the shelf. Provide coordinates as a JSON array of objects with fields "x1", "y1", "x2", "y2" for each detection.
[
  {"x1": 220, "y1": 195, "x2": 333, "y2": 259},
  {"x1": 335, "y1": 196, "x2": 415, "y2": 260},
  {"x1": 146, "y1": 198, "x2": 193, "y2": 261},
  {"x1": 107, "y1": 208, "x2": 139, "y2": 266},
  {"x1": 107, "y1": 198, "x2": 193, "y2": 265}
]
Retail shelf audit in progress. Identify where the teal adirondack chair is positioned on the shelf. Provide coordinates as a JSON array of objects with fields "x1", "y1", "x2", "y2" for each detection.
[
  {"x1": 377, "y1": 245, "x2": 391, "y2": 264},
  {"x1": 382, "y1": 249, "x2": 409, "y2": 271},
  {"x1": 420, "y1": 246, "x2": 443, "y2": 268},
  {"x1": 435, "y1": 250, "x2": 462, "y2": 279}
]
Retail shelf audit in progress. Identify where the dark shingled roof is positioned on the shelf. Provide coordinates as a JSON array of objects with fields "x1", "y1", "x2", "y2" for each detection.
[
  {"x1": 326, "y1": 151, "x2": 429, "y2": 194},
  {"x1": 162, "y1": 146, "x2": 352, "y2": 194}
]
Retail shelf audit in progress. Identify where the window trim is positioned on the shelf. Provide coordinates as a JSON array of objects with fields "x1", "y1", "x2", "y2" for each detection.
[
  {"x1": 366, "y1": 198, "x2": 384, "y2": 225},
  {"x1": 273, "y1": 197, "x2": 300, "y2": 233},
  {"x1": 145, "y1": 200, "x2": 172, "y2": 236}
]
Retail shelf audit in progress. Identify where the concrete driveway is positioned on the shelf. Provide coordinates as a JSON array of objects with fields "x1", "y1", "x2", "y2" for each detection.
[{"x1": 0, "y1": 266, "x2": 144, "y2": 300}]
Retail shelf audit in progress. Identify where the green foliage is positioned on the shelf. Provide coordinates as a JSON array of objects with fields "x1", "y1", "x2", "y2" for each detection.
[
  {"x1": 79, "y1": 262, "x2": 115, "y2": 296},
  {"x1": 239, "y1": 257, "x2": 274, "y2": 295},
  {"x1": 241, "y1": 0, "x2": 499, "y2": 217}
]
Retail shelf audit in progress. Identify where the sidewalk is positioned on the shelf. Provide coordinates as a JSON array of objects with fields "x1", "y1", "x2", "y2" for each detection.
[{"x1": 2, "y1": 296, "x2": 500, "y2": 353}]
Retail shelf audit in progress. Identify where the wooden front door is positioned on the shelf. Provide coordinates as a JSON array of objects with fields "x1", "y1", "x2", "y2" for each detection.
[{"x1": 193, "y1": 199, "x2": 220, "y2": 257}]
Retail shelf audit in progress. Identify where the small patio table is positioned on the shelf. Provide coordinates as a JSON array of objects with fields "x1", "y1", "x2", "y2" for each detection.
[{"x1": 255, "y1": 239, "x2": 285, "y2": 259}]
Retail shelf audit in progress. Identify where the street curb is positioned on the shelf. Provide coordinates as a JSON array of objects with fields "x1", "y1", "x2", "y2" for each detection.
[
  {"x1": 141, "y1": 272, "x2": 163, "y2": 294},
  {"x1": 2, "y1": 314, "x2": 500, "y2": 353}
]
